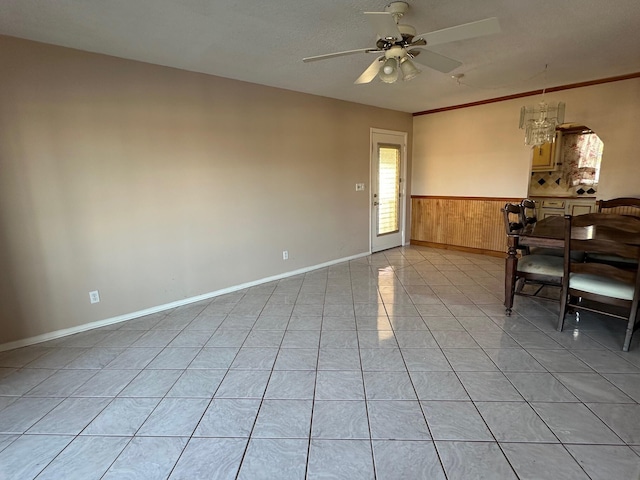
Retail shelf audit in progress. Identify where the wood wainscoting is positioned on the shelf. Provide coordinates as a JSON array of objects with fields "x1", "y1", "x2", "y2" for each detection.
[{"x1": 410, "y1": 196, "x2": 522, "y2": 257}]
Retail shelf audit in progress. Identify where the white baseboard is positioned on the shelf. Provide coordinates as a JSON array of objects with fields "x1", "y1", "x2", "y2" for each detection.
[{"x1": 0, "y1": 251, "x2": 370, "y2": 353}]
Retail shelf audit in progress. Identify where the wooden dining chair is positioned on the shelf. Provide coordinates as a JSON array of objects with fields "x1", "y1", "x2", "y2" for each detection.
[
  {"x1": 502, "y1": 203, "x2": 564, "y2": 306},
  {"x1": 557, "y1": 214, "x2": 640, "y2": 351},
  {"x1": 520, "y1": 199, "x2": 538, "y2": 226},
  {"x1": 598, "y1": 197, "x2": 640, "y2": 217},
  {"x1": 504, "y1": 202, "x2": 525, "y2": 235},
  {"x1": 504, "y1": 202, "x2": 528, "y2": 257},
  {"x1": 583, "y1": 213, "x2": 640, "y2": 268},
  {"x1": 520, "y1": 199, "x2": 567, "y2": 258}
]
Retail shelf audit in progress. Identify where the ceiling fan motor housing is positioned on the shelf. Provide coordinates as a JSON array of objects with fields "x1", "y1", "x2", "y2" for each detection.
[
  {"x1": 384, "y1": 1, "x2": 409, "y2": 17},
  {"x1": 384, "y1": 45, "x2": 406, "y2": 60},
  {"x1": 376, "y1": 24, "x2": 417, "y2": 49},
  {"x1": 398, "y1": 24, "x2": 416, "y2": 41}
]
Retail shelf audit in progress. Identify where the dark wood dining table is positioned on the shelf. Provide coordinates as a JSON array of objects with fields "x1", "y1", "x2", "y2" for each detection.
[{"x1": 504, "y1": 214, "x2": 640, "y2": 314}]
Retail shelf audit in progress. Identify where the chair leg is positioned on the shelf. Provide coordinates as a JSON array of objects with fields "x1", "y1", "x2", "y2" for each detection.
[
  {"x1": 505, "y1": 275, "x2": 518, "y2": 316},
  {"x1": 623, "y1": 325, "x2": 633, "y2": 352},
  {"x1": 557, "y1": 292, "x2": 568, "y2": 332},
  {"x1": 515, "y1": 278, "x2": 525, "y2": 294},
  {"x1": 622, "y1": 307, "x2": 639, "y2": 352}
]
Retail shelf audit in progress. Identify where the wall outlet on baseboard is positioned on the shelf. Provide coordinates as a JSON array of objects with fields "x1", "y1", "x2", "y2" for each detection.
[
  {"x1": 89, "y1": 290, "x2": 100, "y2": 304},
  {"x1": 282, "y1": 250, "x2": 289, "y2": 260}
]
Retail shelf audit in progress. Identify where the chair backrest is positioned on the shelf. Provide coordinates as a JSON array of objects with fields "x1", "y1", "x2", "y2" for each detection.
[
  {"x1": 563, "y1": 214, "x2": 640, "y2": 284},
  {"x1": 569, "y1": 212, "x2": 640, "y2": 239},
  {"x1": 520, "y1": 199, "x2": 538, "y2": 226},
  {"x1": 597, "y1": 197, "x2": 640, "y2": 217},
  {"x1": 502, "y1": 203, "x2": 524, "y2": 236}
]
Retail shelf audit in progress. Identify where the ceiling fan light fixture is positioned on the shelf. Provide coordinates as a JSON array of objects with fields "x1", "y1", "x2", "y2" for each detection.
[
  {"x1": 302, "y1": 4, "x2": 501, "y2": 86},
  {"x1": 379, "y1": 57, "x2": 399, "y2": 83},
  {"x1": 400, "y1": 58, "x2": 421, "y2": 81}
]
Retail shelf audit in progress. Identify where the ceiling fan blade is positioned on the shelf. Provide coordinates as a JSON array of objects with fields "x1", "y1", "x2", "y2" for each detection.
[
  {"x1": 303, "y1": 48, "x2": 380, "y2": 63},
  {"x1": 364, "y1": 12, "x2": 403, "y2": 42},
  {"x1": 412, "y1": 49, "x2": 462, "y2": 73},
  {"x1": 354, "y1": 57, "x2": 384, "y2": 84},
  {"x1": 415, "y1": 17, "x2": 500, "y2": 47}
]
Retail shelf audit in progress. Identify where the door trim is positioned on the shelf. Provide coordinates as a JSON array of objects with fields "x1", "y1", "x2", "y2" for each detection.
[{"x1": 370, "y1": 128, "x2": 408, "y2": 253}]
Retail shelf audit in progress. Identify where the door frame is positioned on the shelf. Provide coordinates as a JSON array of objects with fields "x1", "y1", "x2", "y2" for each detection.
[{"x1": 370, "y1": 128, "x2": 408, "y2": 253}]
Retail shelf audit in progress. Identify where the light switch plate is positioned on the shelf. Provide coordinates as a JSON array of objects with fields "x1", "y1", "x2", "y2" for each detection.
[
  {"x1": 89, "y1": 290, "x2": 100, "y2": 304},
  {"x1": 355, "y1": 183, "x2": 365, "y2": 191}
]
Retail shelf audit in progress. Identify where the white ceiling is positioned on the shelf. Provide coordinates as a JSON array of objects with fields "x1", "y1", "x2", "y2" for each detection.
[{"x1": 2, "y1": 0, "x2": 640, "y2": 113}]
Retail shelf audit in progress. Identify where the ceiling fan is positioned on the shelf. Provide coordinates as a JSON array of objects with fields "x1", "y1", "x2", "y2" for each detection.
[{"x1": 302, "y1": 2, "x2": 500, "y2": 84}]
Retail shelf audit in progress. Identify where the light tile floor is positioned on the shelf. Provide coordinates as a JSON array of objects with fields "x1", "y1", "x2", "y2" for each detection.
[{"x1": 0, "y1": 246, "x2": 639, "y2": 479}]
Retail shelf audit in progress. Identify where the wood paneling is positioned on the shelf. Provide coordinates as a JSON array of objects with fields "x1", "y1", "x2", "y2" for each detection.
[{"x1": 410, "y1": 196, "x2": 520, "y2": 254}]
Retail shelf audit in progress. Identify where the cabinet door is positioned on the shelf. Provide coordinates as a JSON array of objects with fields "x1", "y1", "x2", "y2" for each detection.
[
  {"x1": 541, "y1": 209, "x2": 564, "y2": 219},
  {"x1": 568, "y1": 203, "x2": 595, "y2": 216},
  {"x1": 541, "y1": 199, "x2": 565, "y2": 209},
  {"x1": 531, "y1": 142, "x2": 556, "y2": 171}
]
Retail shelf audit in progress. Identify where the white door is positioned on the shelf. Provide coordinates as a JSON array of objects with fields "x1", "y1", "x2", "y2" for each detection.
[{"x1": 370, "y1": 129, "x2": 407, "y2": 252}]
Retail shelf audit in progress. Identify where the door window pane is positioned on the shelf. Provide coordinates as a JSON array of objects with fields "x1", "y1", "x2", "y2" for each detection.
[{"x1": 377, "y1": 144, "x2": 400, "y2": 236}]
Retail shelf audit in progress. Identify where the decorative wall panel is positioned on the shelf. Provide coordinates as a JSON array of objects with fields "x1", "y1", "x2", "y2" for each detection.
[{"x1": 410, "y1": 196, "x2": 521, "y2": 255}]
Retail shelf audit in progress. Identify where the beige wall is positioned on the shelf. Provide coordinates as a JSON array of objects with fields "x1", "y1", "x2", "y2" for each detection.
[
  {"x1": 412, "y1": 77, "x2": 640, "y2": 199},
  {"x1": 0, "y1": 36, "x2": 413, "y2": 346}
]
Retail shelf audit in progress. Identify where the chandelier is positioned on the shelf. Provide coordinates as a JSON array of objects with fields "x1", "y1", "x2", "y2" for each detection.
[
  {"x1": 518, "y1": 65, "x2": 565, "y2": 146},
  {"x1": 519, "y1": 100, "x2": 565, "y2": 146}
]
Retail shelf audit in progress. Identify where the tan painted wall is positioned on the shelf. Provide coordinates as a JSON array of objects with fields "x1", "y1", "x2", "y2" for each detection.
[
  {"x1": 412, "y1": 77, "x2": 640, "y2": 199},
  {"x1": 0, "y1": 36, "x2": 413, "y2": 345}
]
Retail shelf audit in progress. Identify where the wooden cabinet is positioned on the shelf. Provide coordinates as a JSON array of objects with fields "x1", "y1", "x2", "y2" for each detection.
[
  {"x1": 531, "y1": 142, "x2": 556, "y2": 171},
  {"x1": 531, "y1": 197, "x2": 596, "y2": 218},
  {"x1": 567, "y1": 200, "x2": 596, "y2": 216},
  {"x1": 538, "y1": 199, "x2": 565, "y2": 218}
]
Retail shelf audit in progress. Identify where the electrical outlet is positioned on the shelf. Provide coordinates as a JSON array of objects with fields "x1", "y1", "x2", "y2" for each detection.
[
  {"x1": 89, "y1": 290, "x2": 100, "y2": 304},
  {"x1": 355, "y1": 183, "x2": 365, "y2": 191},
  {"x1": 282, "y1": 250, "x2": 289, "y2": 260}
]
